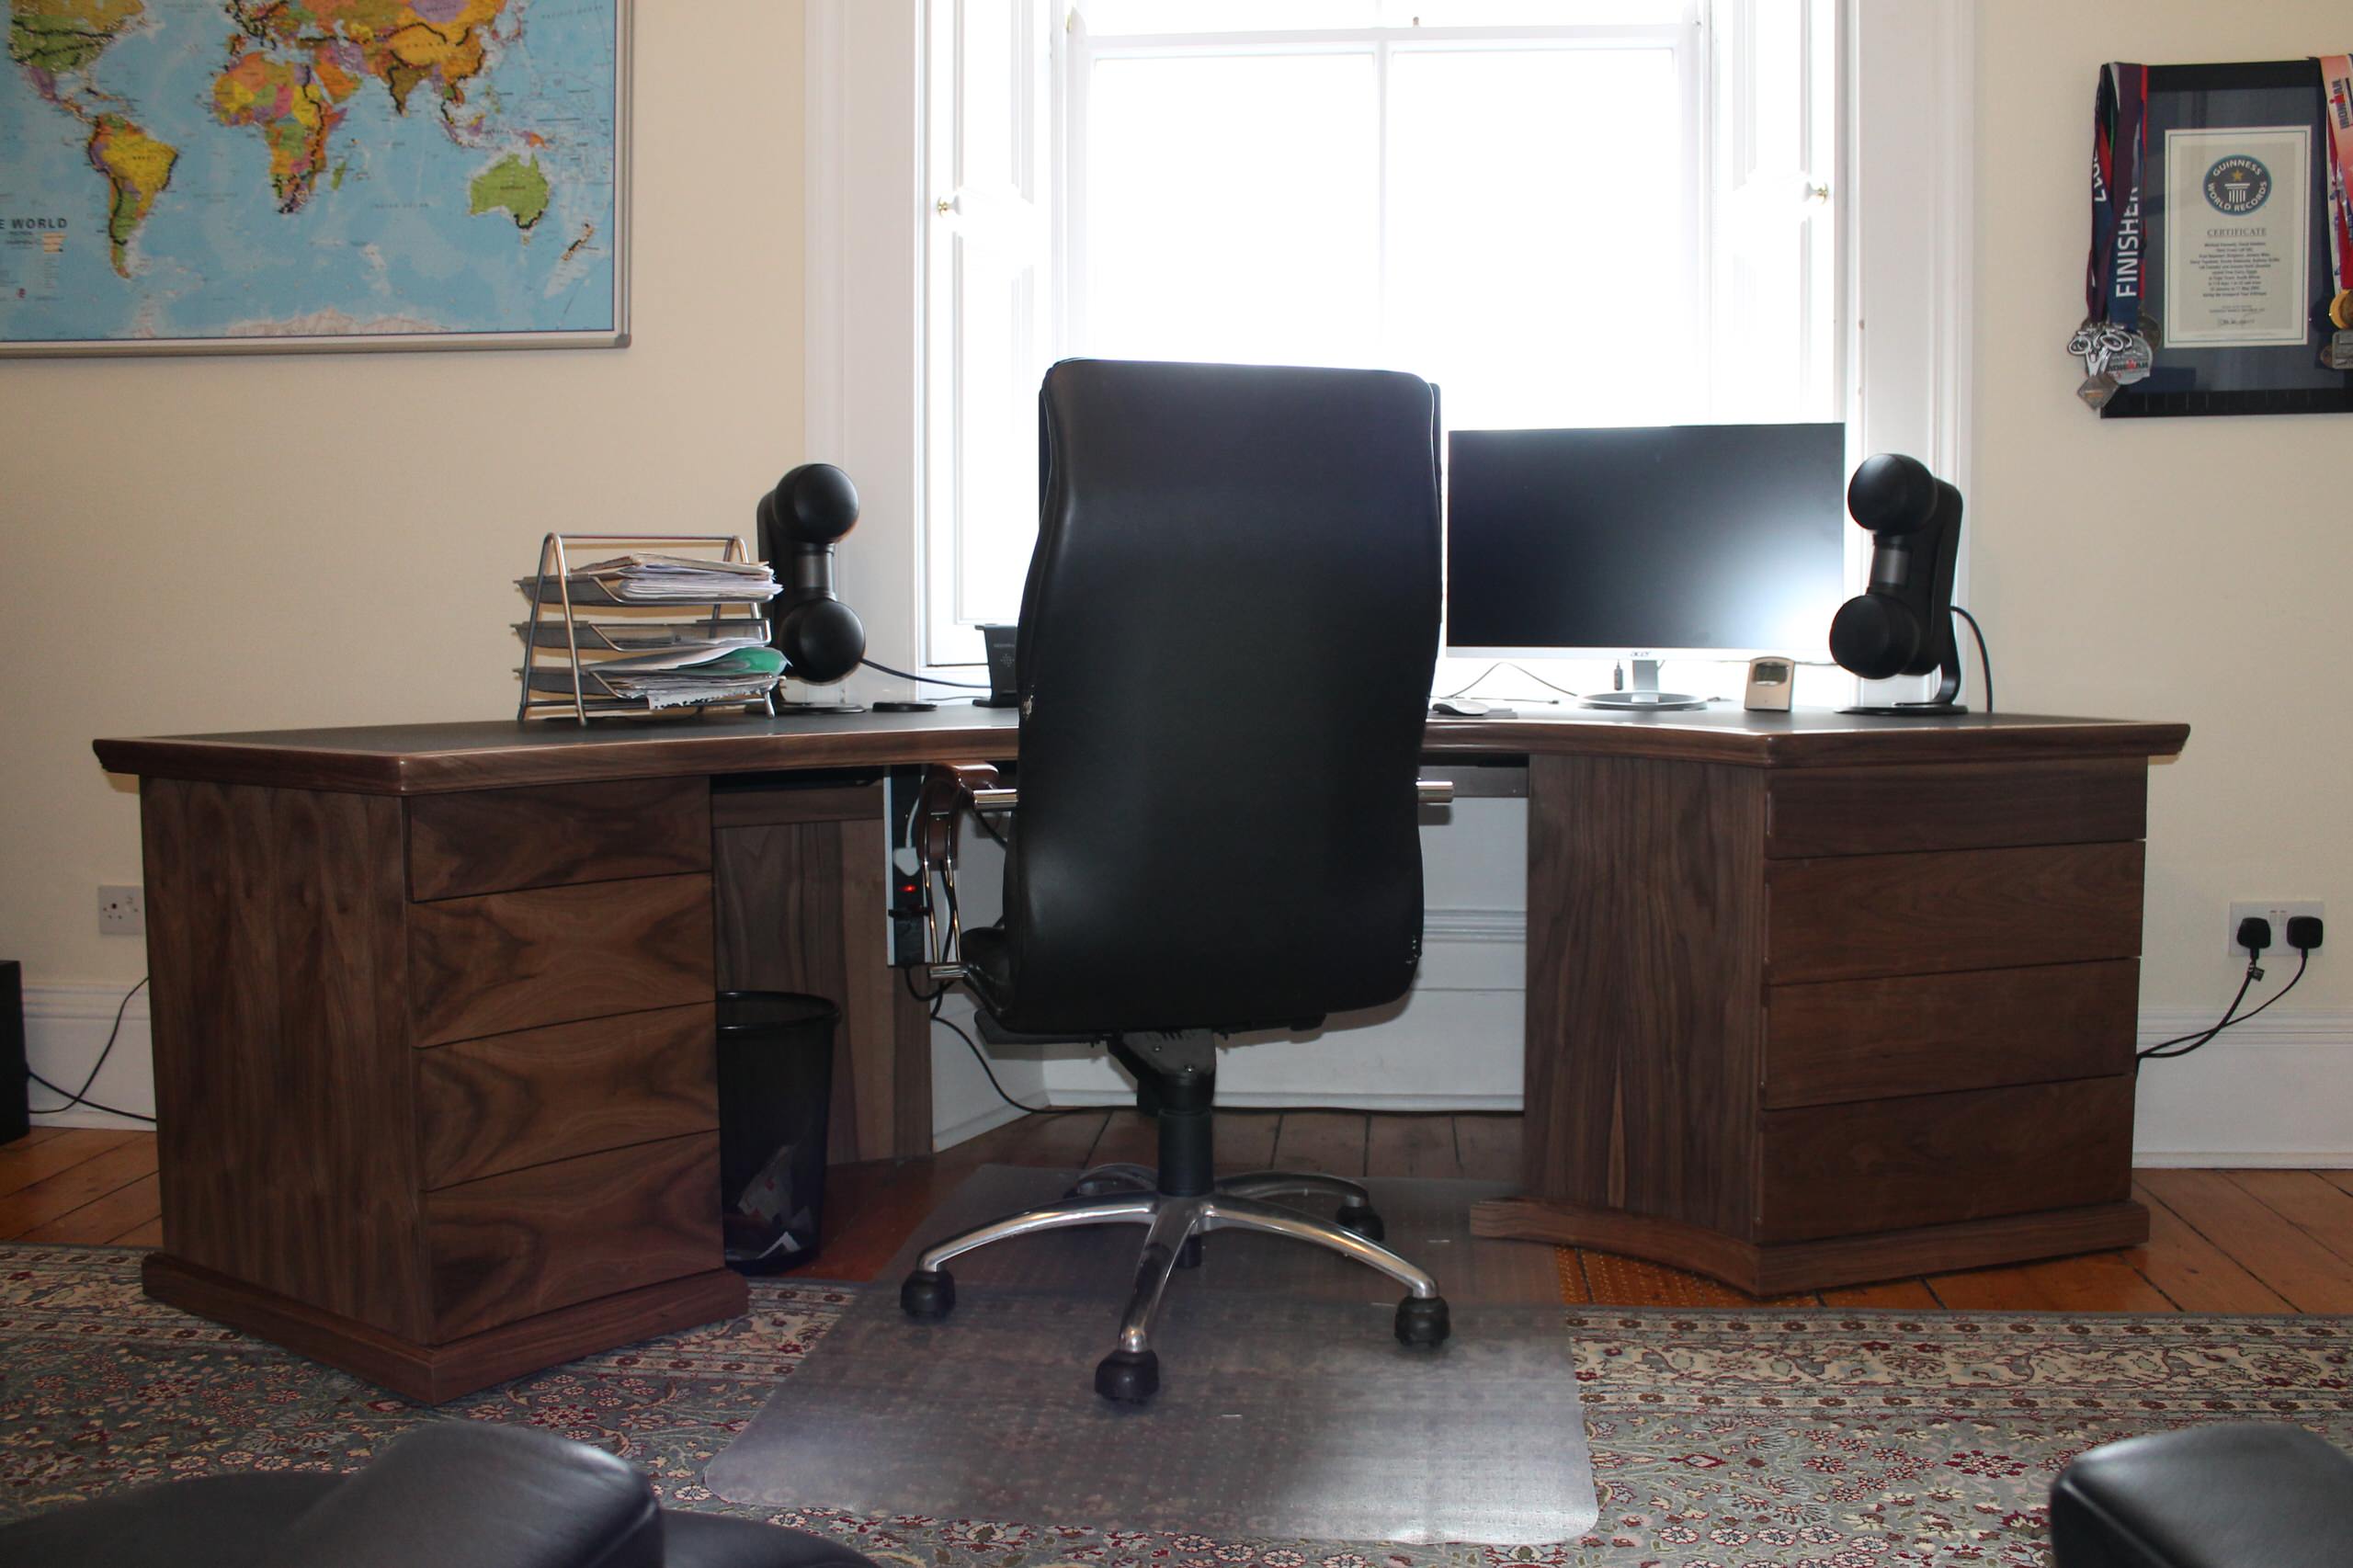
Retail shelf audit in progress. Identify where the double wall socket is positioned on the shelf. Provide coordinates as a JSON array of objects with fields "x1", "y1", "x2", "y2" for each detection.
[
  {"x1": 97, "y1": 884, "x2": 144, "y2": 937},
  {"x1": 2228, "y1": 900, "x2": 2323, "y2": 957}
]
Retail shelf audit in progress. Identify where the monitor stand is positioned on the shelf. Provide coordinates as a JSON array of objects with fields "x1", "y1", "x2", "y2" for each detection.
[{"x1": 1582, "y1": 657, "x2": 1707, "y2": 712}]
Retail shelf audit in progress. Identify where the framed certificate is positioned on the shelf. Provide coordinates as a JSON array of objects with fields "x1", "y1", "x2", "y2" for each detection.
[
  {"x1": 2101, "y1": 60, "x2": 2353, "y2": 419},
  {"x1": 2162, "y1": 125, "x2": 2311, "y2": 347}
]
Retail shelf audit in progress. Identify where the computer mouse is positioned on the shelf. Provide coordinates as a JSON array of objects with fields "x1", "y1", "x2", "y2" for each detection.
[{"x1": 1430, "y1": 699, "x2": 1512, "y2": 718}]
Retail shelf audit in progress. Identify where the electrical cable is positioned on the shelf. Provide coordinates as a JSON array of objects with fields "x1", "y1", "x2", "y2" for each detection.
[
  {"x1": 1951, "y1": 605, "x2": 1995, "y2": 713},
  {"x1": 927, "y1": 1002, "x2": 1080, "y2": 1118},
  {"x1": 2136, "y1": 962, "x2": 2259, "y2": 1062},
  {"x1": 26, "y1": 976, "x2": 155, "y2": 1122},
  {"x1": 1438, "y1": 662, "x2": 1507, "y2": 700},
  {"x1": 859, "y1": 657, "x2": 989, "y2": 690},
  {"x1": 2139, "y1": 949, "x2": 2310, "y2": 1062},
  {"x1": 1438, "y1": 661, "x2": 1627, "y2": 704},
  {"x1": 1505, "y1": 661, "x2": 1588, "y2": 699},
  {"x1": 901, "y1": 821, "x2": 1069, "y2": 1117}
]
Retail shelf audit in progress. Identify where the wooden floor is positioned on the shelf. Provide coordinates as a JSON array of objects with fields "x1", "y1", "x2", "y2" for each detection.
[{"x1": 11, "y1": 1116, "x2": 2353, "y2": 1312}]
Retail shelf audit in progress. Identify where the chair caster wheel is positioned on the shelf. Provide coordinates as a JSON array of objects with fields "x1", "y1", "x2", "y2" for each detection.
[
  {"x1": 1336, "y1": 1202, "x2": 1385, "y2": 1243},
  {"x1": 1176, "y1": 1234, "x2": 1204, "y2": 1269},
  {"x1": 1094, "y1": 1348, "x2": 1160, "y2": 1403},
  {"x1": 900, "y1": 1267, "x2": 956, "y2": 1320},
  {"x1": 1395, "y1": 1294, "x2": 1450, "y2": 1347}
]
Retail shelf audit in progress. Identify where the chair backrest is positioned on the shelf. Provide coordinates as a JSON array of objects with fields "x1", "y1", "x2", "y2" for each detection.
[{"x1": 998, "y1": 358, "x2": 1441, "y2": 1035}]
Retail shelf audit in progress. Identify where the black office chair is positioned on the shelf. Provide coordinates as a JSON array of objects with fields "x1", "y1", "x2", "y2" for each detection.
[{"x1": 901, "y1": 358, "x2": 1452, "y2": 1403}]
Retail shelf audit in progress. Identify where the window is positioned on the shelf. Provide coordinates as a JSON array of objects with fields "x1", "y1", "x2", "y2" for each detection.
[{"x1": 922, "y1": 0, "x2": 1839, "y2": 664}]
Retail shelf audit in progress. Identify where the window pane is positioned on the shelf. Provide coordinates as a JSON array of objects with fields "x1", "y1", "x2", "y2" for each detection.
[
  {"x1": 1385, "y1": 45, "x2": 1688, "y2": 426},
  {"x1": 1378, "y1": 0, "x2": 1689, "y2": 25},
  {"x1": 1080, "y1": 1, "x2": 1380, "y2": 35},
  {"x1": 1083, "y1": 52, "x2": 1380, "y2": 367}
]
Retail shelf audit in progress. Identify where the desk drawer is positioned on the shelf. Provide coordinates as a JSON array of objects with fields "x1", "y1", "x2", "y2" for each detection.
[
  {"x1": 409, "y1": 874, "x2": 714, "y2": 1048},
  {"x1": 1766, "y1": 842, "x2": 2145, "y2": 984},
  {"x1": 1764, "y1": 960, "x2": 2139, "y2": 1108},
  {"x1": 418, "y1": 1004, "x2": 718, "y2": 1188},
  {"x1": 408, "y1": 779, "x2": 710, "y2": 902},
  {"x1": 1766, "y1": 760, "x2": 2147, "y2": 858},
  {"x1": 426, "y1": 1131, "x2": 721, "y2": 1341},
  {"x1": 1756, "y1": 1076, "x2": 2134, "y2": 1244}
]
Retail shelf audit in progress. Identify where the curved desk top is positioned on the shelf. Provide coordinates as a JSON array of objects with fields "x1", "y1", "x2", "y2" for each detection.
[{"x1": 96, "y1": 704, "x2": 2190, "y2": 796}]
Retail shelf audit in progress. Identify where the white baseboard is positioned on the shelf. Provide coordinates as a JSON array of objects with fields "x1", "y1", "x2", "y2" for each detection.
[
  {"x1": 929, "y1": 1098, "x2": 1028, "y2": 1153},
  {"x1": 2131, "y1": 1007, "x2": 2353, "y2": 1166},
  {"x1": 22, "y1": 980, "x2": 153, "y2": 1131}
]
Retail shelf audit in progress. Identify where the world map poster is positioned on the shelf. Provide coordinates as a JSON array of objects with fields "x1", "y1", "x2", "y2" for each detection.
[{"x1": 0, "y1": 0, "x2": 627, "y2": 353}]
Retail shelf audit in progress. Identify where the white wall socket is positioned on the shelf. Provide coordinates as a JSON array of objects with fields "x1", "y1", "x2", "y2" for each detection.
[
  {"x1": 98, "y1": 884, "x2": 145, "y2": 937},
  {"x1": 2227, "y1": 900, "x2": 2323, "y2": 958}
]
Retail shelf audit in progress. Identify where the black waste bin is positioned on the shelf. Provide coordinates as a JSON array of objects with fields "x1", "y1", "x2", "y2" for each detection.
[{"x1": 714, "y1": 991, "x2": 839, "y2": 1273}]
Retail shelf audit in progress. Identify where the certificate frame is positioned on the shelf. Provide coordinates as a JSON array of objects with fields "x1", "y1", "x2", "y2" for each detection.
[{"x1": 2103, "y1": 59, "x2": 2353, "y2": 419}]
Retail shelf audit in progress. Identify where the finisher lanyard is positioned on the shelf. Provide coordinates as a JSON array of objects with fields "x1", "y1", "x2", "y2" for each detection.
[
  {"x1": 2070, "y1": 62, "x2": 2154, "y2": 406},
  {"x1": 2318, "y1": 55, "x2": 2353, "y2": 369}
]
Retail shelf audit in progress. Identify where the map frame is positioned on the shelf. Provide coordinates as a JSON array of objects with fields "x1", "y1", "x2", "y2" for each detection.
[{"x1": 1, "y1": 0, "x2": 631, "y2": 358}]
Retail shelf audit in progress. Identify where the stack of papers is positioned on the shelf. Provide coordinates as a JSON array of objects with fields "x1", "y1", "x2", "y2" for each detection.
[
  {"x1": 515, "y1": 619, "x2": 773, "y2": 653},
  {"x1": 519, "y1": 552, "x2": 781, "y2": 606},
  {"x1": 528, "y1": 645, "x2": 788, "y2": 710}
]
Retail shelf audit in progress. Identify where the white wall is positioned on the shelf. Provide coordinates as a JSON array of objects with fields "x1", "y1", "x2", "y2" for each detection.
[
  {"x1": 1972, "y1": 1, "x2": 2353, "y2": 1161},
  {"x1": 6, "y1": 1, "x2": 809, "y2": 1122}
]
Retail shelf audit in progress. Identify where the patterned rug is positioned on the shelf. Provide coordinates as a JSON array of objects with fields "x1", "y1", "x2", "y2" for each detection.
[{"x1": 5, "y1": 1244, "x2": 2350, "y2": 1567}]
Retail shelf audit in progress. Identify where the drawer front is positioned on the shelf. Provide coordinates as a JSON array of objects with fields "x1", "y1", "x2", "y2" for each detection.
[
  {"x1": 409, "y1": 874, "x2": 714, "y2": 1048},
  {"x1": 1765, "y1": 960, "x2": 2140, "y2": 1108},
  {"x1": 408, "y1": 778, "x2": 710, "y2": 902},
  {"x1": 1767, "y1": 842, "x2": 2145, "y2": 984},
  {"x1": 426, "y1": 1131, "x2": 721, "y2": 1341},
  {"x1": 1757, "y1": 1076, "x2": 2134, "y2": 1244},
  {"x1": 1766, "y1": 760, "x2": 2147, "y2": 858},
  {"x1": 418, "y1": 1003, "x2": 719, "y2": 1189}
]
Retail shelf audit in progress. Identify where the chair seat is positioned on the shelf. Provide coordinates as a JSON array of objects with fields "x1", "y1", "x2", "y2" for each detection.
[{"x1": 2049, "y1": 1421, "x2": 2353, "y2": 1567}]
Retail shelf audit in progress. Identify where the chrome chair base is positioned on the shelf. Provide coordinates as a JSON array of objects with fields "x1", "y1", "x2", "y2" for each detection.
[{"x1": 900, "y1": 1174, "x2": 1449, "y2": 1403}]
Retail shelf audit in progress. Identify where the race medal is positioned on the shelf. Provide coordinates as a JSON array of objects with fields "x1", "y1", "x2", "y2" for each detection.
[
  {"x1": 2108, "y1": 330, "x2": 2155, "y2": 384},
  {"x1": 2077, "y1": 371, "x2": 2120, "y2": 409},
  {"x1": 2323, "y1": 59, "x2": 2353, "y2": 358}
]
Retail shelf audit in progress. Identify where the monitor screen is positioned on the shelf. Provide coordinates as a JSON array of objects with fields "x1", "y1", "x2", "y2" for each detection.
[{"x1": 1445, "y1": 422, "x2": 1848, "y2": 657}]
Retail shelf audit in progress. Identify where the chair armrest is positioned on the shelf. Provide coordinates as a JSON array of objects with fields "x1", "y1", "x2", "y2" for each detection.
[{"x1": 256, "y1": 1423, "x2": 662, "y2": 1568}]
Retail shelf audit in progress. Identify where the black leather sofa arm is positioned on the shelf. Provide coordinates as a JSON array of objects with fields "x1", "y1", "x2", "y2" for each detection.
[
  {"x1": 2050, "y1": 1422, "x2": 2353, "y2": 1568},
  {"x1": 255, "y1": 1423, "x2": 661, "y2": 1568}
]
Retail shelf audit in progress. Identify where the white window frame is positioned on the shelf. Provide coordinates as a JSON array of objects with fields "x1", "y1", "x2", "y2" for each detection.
[{"x1": 806, "y1": 0, "x2": 1972, "y2": 699}]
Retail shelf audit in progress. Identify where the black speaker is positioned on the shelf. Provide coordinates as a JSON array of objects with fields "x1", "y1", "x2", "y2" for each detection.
[
  {"x1": 1828, "y1": 452, "x2": 1966, "y2": 715},
  {"x1": 756, "y1": 463, "x2": 867, "y2": 686},
  {"x1": 3, "y1": 961, "x2": 27, "y2": 1145},
  {"x1": 976, "y1": 623, "x2": 1020, "y2": 708}
]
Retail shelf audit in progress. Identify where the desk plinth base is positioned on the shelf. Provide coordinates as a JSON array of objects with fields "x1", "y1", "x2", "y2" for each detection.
[
  {"x1": 1467, "y1": 1197, "x2": 2151, "y2": 1297},
  {"x1": 142, "y1": 1254, "x2": 749, "y2": 1404}
]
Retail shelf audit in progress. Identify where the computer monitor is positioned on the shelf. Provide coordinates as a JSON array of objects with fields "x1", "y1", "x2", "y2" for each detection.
[{"x1": 1444, "y1": 422, "x2": 1849, "y2": 710}]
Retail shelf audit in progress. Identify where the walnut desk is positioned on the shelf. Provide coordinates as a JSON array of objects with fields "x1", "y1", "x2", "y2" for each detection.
[{"x1": 94, "y1": 706, "x2": 2186, "y2": 1397}]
